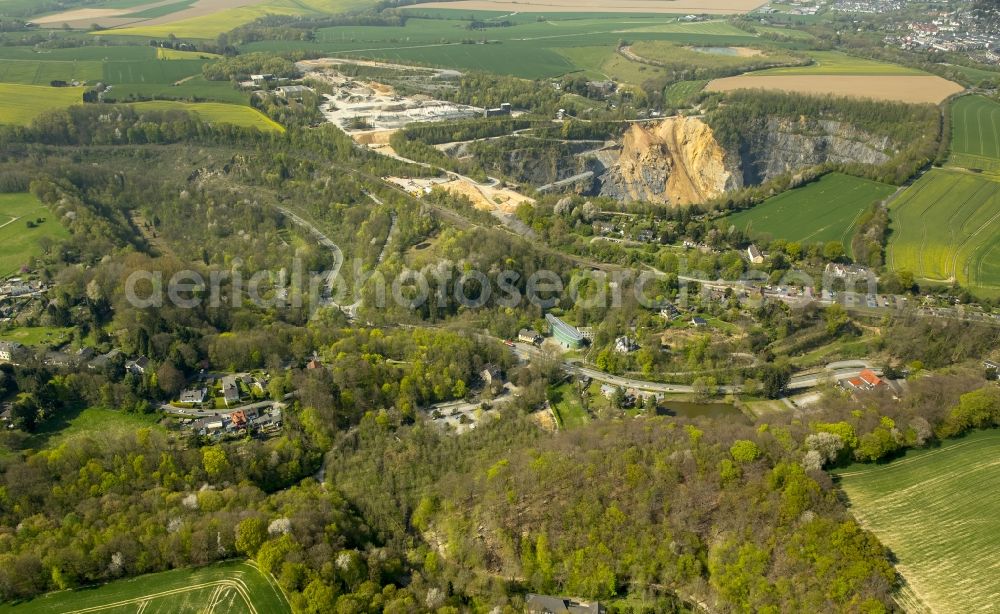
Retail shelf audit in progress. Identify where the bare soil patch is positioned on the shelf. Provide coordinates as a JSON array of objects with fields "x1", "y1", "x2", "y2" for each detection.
[
  {"x1": 706, "y1": 75, "x2": 964, "y2": 104},
  {"x1": 410, "y1": 0, "x2": 766, "y2": 14}
]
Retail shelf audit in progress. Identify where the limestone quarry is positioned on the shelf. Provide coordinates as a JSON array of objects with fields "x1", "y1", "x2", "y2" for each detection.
[{"x1": 599, "y1": 117, "x2": 741, "y2": 206}]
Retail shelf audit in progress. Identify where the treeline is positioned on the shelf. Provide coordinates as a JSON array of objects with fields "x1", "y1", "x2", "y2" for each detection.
[
  {"x1": 202, "y1": 52, "x2": 299, "y2": 81},
  {"x1": 228, "y1": 9, "x2": 408, "y2": 44},
  {"x1": 398, "y1": 117, "x2": 535, "y2": 145}
]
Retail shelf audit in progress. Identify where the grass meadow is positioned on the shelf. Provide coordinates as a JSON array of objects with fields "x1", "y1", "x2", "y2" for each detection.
[
  {"x1": 128, "y1": 101, "x2": 284, "y2": 132},
  {"x1": 834, "y1": 429, "x2": 1000, "y2": 613},
  {"x1": 887, "y1": 169, "x2": 1000, "y2": 291},
  {"x1": 0, "y1": 193, "x2": 70, "y2": 274},
  {"x1": 548, "y1": 382, "x2": 590, "y2": 429},
  {"x1": 0, "y1": 560, "x2": 290, "y2": 614},
  {"x1": 726, "y1": 173, "x2": 895, "y2": 248}
]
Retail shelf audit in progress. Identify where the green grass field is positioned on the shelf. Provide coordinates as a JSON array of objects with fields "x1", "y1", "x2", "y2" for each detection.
[
  {"x1": 242, "y1": 15, "x2": 762, "y2": 79},
  {"x1": 834, "y1": 429, "x2": 1000, "y2": 613},
  {"x1": 726, "y1": 173, "x2": 895, "y2": 248},
  {"x1": 0, "y1": 326, "x2": 71, "y2": 346},
  {"x1": 0, "y1": 560, "x2": 290, "y2": 613},
  {"x1": 887, "y1": 169, "x2": 1000, "y2": 290},
  {"x1": 28, "y1": 406, "x2": 163, "y2": 449},
  {"x1": 950, "y1": 95, "x2": 1000, "y2": 169},
  {"x1": 756, "y1": 50, "x2": 925, "y2": 75},
  {"x1": 548, "y1": 382, "x2": 590, "y2": 429},
  {"x1": 0, "y1": 83, "x2": 82, "y2": 125},
  {"x1": 0, "y1": 193, "x2": 70, "y2": 274},
  {"x1": 129, "y1": 101, "x2": 284, "y2": 132},
  {"x1": 100, "y1": 0, "x2": 370, "y2": 39},
  {"x1": 665, "y1": 80, "x2": 708, "y2": 106}
]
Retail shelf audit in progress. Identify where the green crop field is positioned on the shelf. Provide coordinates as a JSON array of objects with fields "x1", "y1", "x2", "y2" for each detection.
[
  {"x1": 665, "y1": 80, "x2": 708, "y2": 105},
  {"x1": 834, "y1": 429, "x2": 1000, "y2": 614},
  {"x1": 756, "y1": 50, "x2": 925, "y2": 75},
  {"x1": 101, "y1": 0, "x2": 370, "y2": 39},
  {"x1": 950, "y1": 95, "x2": 1000, "y2": 169},
  {"x1": 726, "y1": 173, "x2": 895, "y2": 248},
  {"x1": 129, "y1": 101, "x2": 284, "y2": 132},
  {"x1": 0, "y1": 560, "x2": 290, "y2": 613},
  {"x1": 242, "y1": 15, "x2": 764, "y2": 78},
  {"x1": 887, "y1": 169, "x2": 1000, "y2": 291},
  {"x1": 0, "y1": 193, "x2": 70, "y2": 275}
]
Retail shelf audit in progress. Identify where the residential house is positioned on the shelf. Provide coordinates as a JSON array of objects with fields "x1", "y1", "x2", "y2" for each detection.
[
  {"x1": 636, "y1": 229, "x2": 656, "y2": 243},
  {"x1": 179, "y1": 388, "x2": 208, "y2": 404},
  {"x1": 125, "y1": 356, "x2": 149, "y2": 375},
  {"x1": 220, "y1": 375, "x2": 242, "y2": 407},
  {"x1": 690, "y1": 316, "x2": 708, "y2": 328},
  {"x1": 747, "y1": 244, "x2": 764, "y2": 264},
  {"x1": 250, "y1": 73, "x2": 275, "y2": 86},
  {"x1": 660, "y1": 303, "x2": 680, "y2": 320},
  {"x1": 229, "y1": 410, "x2": 248, "y2": 429},
  {"x1": 526, "y1": 593, "x2": 601, "y2": 613},
  {"x1": 845, "y1": 368, "x2": 886, "y2": 391},
  {"x1": 614, "y1": 336, "x2": 637, "y2": 353},
  {"x1": 88, "y1": 348, "x2": 122, "y2": 370},
  {"x1": 518, "y1": 329, "x2": 543, "y2": 344}
]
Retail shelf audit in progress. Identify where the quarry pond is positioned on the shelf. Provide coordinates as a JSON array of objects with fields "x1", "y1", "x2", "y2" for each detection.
[{"x1": 656, "y1": 400, "x2": 741, "y2": 420}]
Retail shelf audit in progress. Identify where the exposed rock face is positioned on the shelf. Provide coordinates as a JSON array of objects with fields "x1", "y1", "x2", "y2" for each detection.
[
  {"x1": 592, "y1": 116, "x2": 891, "y2": 206},
  {"x1": 598, "y1": 117, "x2": 741, "y2": 206},
  {"x1": 738, "y1": 117, "x2": 891, "y2": 185}
]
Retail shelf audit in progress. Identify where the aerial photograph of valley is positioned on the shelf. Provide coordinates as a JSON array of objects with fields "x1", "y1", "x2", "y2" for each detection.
[{"x1": 0, "y1": 0, "x2": 997, "y2": 612}]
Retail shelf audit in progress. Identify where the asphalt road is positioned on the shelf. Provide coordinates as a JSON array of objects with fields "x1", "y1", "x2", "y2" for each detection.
[{"x1": 508, "y1": 341, "x2": 876, "y2": 395}]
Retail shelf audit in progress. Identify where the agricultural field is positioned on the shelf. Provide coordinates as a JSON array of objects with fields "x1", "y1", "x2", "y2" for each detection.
[
  {"x1": 706, "y1": 74, "x2": 963, "y2": 104},
  {"x1": 886, "y1": 169, "x2": 1000, "y2": 291},
  {"x1": 98, "y1": 0, "x2": 371, "y2": 39},
  {"x1": 949, "y1": 95, "x2": 1000, "y2": 171},
  {"x1": 625, "y1": 41, "x2": 803, "y2": 74},
  {"x1": 0, "y1": 560, "x2": 291, "y2": 613},
  {"x1": 128, "y1": 101, "x2": 284, "y2": 131},
  {"x1": 707, "y1": 50, "x2": 963, "y2": 103},
  {"x1": 0, "y1": 43, "x2": 247, "y2": 105},
  {"x1": 244, "y1": 15, "x2": 770, "y2": 79},
  {"x1": 0, "y1": 193, "x2": 70, "y2": 275},
  {"x1": 0, "y1": 83, "x2": 82, "y2": 125},
  {"x1": 756, "y1": 50, "x2": 926, "y2": 75},
  {"x1": 834, "y1": 429, "x2": 1000, "y2": 614},
  {"x1": 408, "y1": 0, "x2": 768, "y2": 14},
  {"x1": 665, "y1": 80, "x2": 708, "y2": 105},
  {"x1": 725, "y1": 173, "x2": 895, "y2": 248}
]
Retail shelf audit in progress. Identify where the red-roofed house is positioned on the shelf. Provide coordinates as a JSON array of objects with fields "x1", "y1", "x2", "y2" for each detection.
[
  {"x1": 859, "y1": 369, "x2": 884, "y2": 388},
  {"x1": 846, "y1": 369, "x2": 885, "y2": 392}
]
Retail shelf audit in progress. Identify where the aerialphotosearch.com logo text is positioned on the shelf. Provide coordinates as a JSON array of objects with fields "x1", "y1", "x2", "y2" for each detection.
[{"x1": 123, "y1": 256, "x2": 880, "y2": 313}]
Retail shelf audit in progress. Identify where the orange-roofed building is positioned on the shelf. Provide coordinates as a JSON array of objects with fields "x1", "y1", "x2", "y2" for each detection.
[{"x1": 859, "y1": 369, "x2": 884, "y2": 388}]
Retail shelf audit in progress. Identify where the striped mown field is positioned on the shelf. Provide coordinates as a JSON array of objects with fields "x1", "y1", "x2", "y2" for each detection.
[
  {"x1": 834, "y1": 429, "x2": 1000, "y2": 613},
  {"x1": 887, "y1": 169, "x2": 1000, "y2": 291},
  {"x1": 0, "y1": 560, "x2": 289, "y2": 614},
  {"x1": 950, "y1": 95, "x2": 1000, "y2": 171}
]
